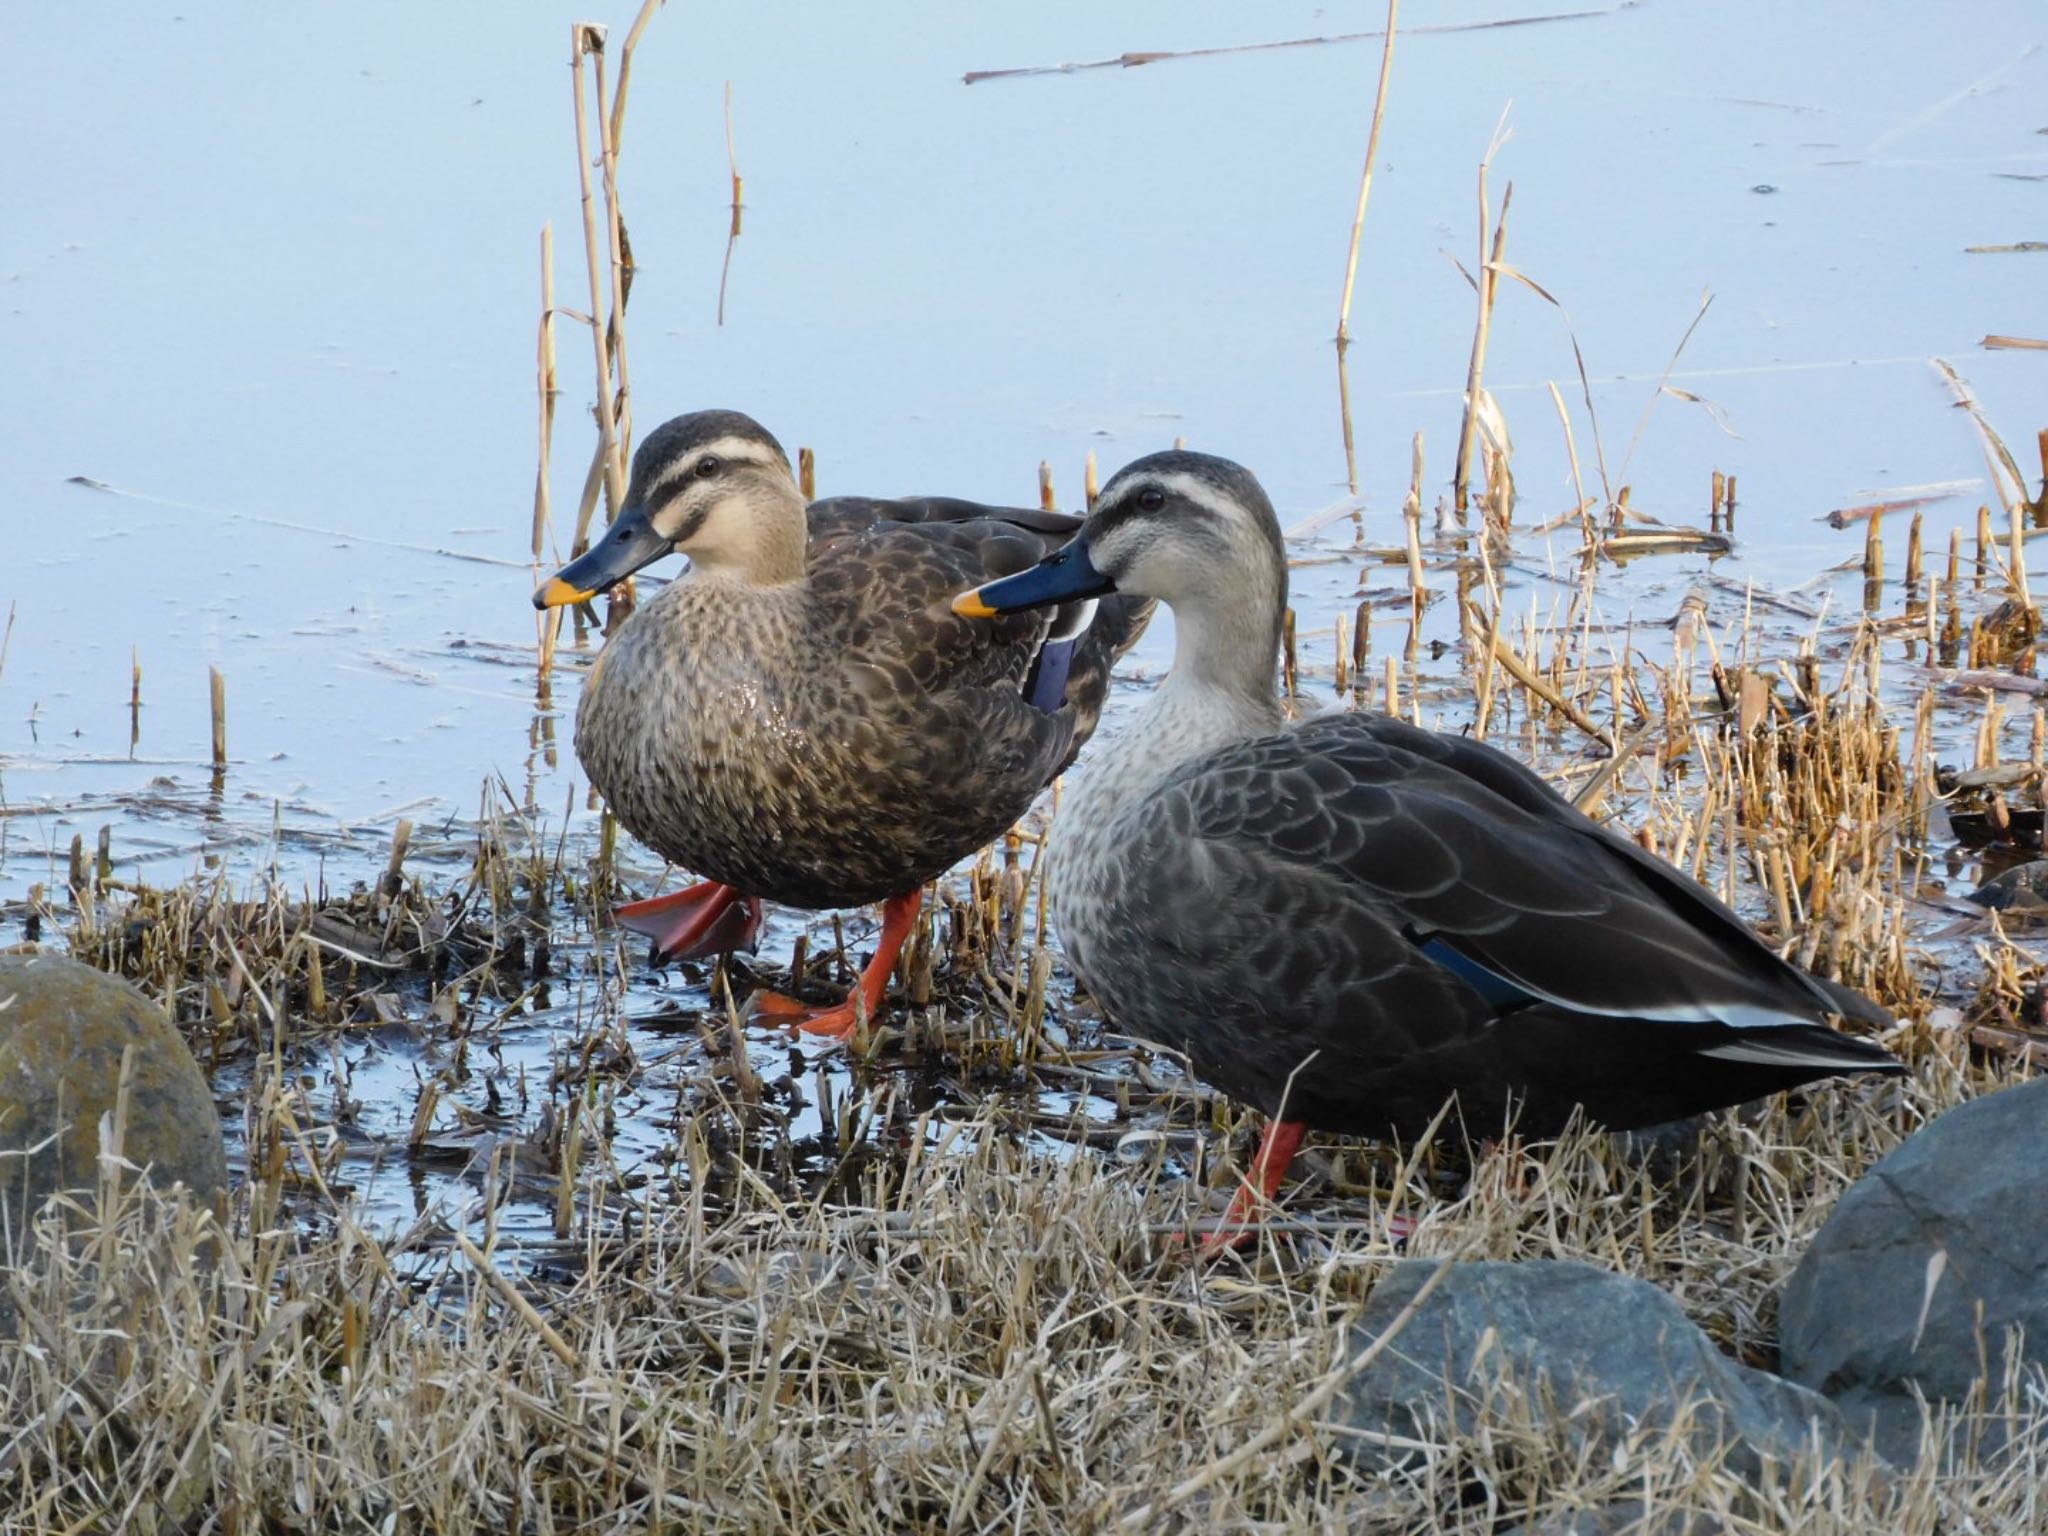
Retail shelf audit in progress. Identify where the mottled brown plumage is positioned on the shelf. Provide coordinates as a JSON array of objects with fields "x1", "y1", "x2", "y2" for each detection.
[{"x1": 549, "y1": 410, "x2": 1150, "y2": 916}]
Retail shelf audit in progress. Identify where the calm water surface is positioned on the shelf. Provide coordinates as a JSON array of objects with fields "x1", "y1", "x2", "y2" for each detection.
[{"x1": 2, "y1": 1, "x2": 2042, "y2": 1224}]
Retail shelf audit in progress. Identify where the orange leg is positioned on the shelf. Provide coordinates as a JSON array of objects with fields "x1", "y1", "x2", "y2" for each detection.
[
  {"x1": 616, "y1": 880, "x2": 764, "y2": 962},
  {"x1": 748, "y1": 889, "x2": 923, "y2": 1042},
  {"x1": 1195, "y1": 1118, "x2": 1418, "y2": 1256},
  {"x1": 1198, "y1": 1119, "x2": 1307, "y2": 1257}
]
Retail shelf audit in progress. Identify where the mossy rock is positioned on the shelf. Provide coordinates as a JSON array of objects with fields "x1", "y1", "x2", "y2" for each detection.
[{"x1": 0, "y1": 952, "x2": 228, "y2": 1230}]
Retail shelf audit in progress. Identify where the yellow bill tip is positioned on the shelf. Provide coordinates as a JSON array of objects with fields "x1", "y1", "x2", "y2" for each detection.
[
  {"x1": 951, "y1": 590, "x2": 998, "y2": 619},
  {"x1": 535, "y1": 575, "x2": 597, "y2": 609}
]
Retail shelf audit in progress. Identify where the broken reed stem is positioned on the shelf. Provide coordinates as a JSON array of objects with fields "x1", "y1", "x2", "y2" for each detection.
[
  {"x1": 1039, "y1": 461, "x2": 1057, "y2": 512},
  {"x1": 1084, "y1": 450, "x2": 1099, "y2": 510},
  {"x1": 1333, "y1": 0, "x2": 1401, "y2": 345},
  {"x1": 1467, "y1": 602, "x2": 1613, "y2": 748},
  {"x1": 2038, "y1": 426, "x2": 2048, "y2": 524},
  {"x1": 208, "y1": 666, "x2": 227, "y2": 773},
  {"x1": 724, "y1": 78, "x2": 742, "y2": 207},
  {"x1": 454, "y1": 1232, "x2": 585, "y2": 1372},
  {"x1": 1335, "y1": 344, "x2": 1361, "y2": 497},
  {"x1": 534, "y1": 223, "x2": 563, "y2": 678},
  {"x1": 1403, "y1": 431, "x2": 1428, "y2": 597},
  {"x1": 1934, "y1": 356, "x2": 2030, "y2": 518},
  {"x1": 605, "y1": 0, "x2": 666, "y2": 151},
  {"x1": 799, "y1": 447, "x2": 817, "y2": 502},
  {"x1": 1453, "y1": 120, "x2": 1513, "y2": 518},
  {"x1": 2011, "y1": 501, "x2": 2030, "y2": 606},
  {"x1": 717, "y1": 78, "x2": 744, "y2": 326}
]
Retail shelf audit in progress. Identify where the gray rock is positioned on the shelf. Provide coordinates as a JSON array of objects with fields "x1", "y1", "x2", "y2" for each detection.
[
  {"x1": 1780, "y1": 1076, "x2": 2048, "y2": 1461},
  {"x1": 1331, "y1": 1260, "x2": 1869, "y2": 1482},
  {"x1": 0, "y1": 952, "x2": 228, "y2": 1240}
]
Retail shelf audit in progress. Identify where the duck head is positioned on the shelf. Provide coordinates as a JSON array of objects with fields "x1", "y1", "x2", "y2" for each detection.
[
  {"x1": 956, "y1": 450, "x2": 1288, "y2": 706},
  {"x1": 534, "y1": 409, "x2": 806, "y2": 608},
  {"x1": 955, "y1": 450, "x2": 1285, "y2": 628}
]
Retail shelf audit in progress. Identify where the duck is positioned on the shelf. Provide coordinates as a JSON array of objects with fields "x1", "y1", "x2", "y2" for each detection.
[
  {"x1": 953, "y1": 450, "x2": 1903, "y2": 1246},
  {"x1": 534, "y1": 409, "x2": 1151, "y2": 1039}
]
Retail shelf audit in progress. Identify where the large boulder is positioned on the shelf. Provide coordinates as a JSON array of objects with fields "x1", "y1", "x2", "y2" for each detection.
[
  {"x1": 0, "y1": 952, "x2": 228, "y2": 1236},
  {"x1": 1780, "y1": 1076, "x2": 2048, "y2": 1460},
  {"x1": 1332, "y1": 1260, "x2": 1872, "y2": 1483}
]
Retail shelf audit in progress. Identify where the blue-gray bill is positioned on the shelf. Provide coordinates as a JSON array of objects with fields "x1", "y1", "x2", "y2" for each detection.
[
  {"x1": 952, "y1": 535, "x2": 1115, "y2": 619},
  {"x1": 534, "y1": 505, "x2": 671, "y2": 609}
]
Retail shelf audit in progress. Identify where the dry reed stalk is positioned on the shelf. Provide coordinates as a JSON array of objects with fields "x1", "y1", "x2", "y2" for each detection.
[
  {"x1": 1331, "y1": 0, "x2": 1401, "y2": 491},
  {"x1": 798, "y1": 445, "x2": 816, "y2": 500},
  {"x1": 1547, "y1": 380, "x2": 1594, "y2": 548},
  {"x1": 717, "y1": 78, "x2": 744, "y2": 325},
  {"x1": 128, "y1": 647, "x2": 142, "y2": 755},
  {"x1": 1452, "y1": 116, "x2": 1514, "y2": 518},
  {"x1": 1039, "y1": 460, "x2": 1057, "y2": 512},
  {"x1": 570, "y1": 24, "x2": 627, "y2": 534},
  {"x1": 534, "y1": 225, "x2": 564, "y2": 678},
  {"x1": 1934, "y1": 357, "x2": 2033, "y2": 520},
  {"x1": 208, "y1": 666, "x2": 227, "y2": 774},
  {"x1": 531, "y1": 224, "x2": 559, "y2": 565},
  {"x1": 1403, "y1": 430, "x2": 1428, "y2": 597},
  {"x1": 2010, "y1": 501, "x2": 2031, "y2": 607},
  {"x1": 1332, "y1": 0, "x2": 1400, "y2": 347}
]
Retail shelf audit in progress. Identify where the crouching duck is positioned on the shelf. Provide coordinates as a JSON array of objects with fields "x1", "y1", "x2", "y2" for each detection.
[
  {"x1": 535, "y1": 410, "x2": 1150, "y2": 1039},
  {"x1": 953, "y1": 450, "x2": 1902, "y2": 1246}
]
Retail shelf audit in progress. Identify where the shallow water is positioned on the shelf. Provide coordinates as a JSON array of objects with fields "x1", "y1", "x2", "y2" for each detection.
[{"x1": 3, "y1": 1, "x2": 2043, "y2": 1232}]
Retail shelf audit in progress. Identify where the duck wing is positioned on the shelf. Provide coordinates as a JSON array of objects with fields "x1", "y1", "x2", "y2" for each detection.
[
  {"x1": 1182, "y1": 711, "x2": 1891, "y2": 1033},
  {"x1": 1092, "y1": 710, "x2": 1896, "y2": 1134},
  {"x1": 808, "y1": 496, "x2": 1153, "y2": 758}
]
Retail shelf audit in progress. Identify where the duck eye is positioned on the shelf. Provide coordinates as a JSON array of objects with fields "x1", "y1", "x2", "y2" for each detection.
[
  {"x1": 1137, "y1": 486, "x2": 1166, "y2": 512},
  {"x1": 695, "y1": 455, "x2": 723, "y2": 478}
]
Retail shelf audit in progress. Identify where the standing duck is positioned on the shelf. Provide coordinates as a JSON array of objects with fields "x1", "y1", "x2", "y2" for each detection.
[
  {"x1": 535, "y1": 410, "x2": 1150, "y2": 1039},
  {"x1": 954, "y1": 451, "x2": 1902, "y2": 1244}
]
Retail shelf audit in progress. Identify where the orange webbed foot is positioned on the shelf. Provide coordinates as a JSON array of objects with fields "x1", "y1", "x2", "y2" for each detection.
[{"x1": 616, "y1": 881, "x2": 764, "y2": 962}]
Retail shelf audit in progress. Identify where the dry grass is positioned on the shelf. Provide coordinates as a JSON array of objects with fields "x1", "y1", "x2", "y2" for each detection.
[{"x1": 0, "y1": 1032, "x2": 2039, "y2": 1533}]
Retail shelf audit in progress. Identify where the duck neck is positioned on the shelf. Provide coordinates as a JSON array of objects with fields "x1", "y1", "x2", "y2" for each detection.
[
  {"x1": 1162, "y1": 585, "x2": 1286, "y2": 724},
  {"x1": 1094, "y1": 580, "x2": 1289, "y2": 803}
]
